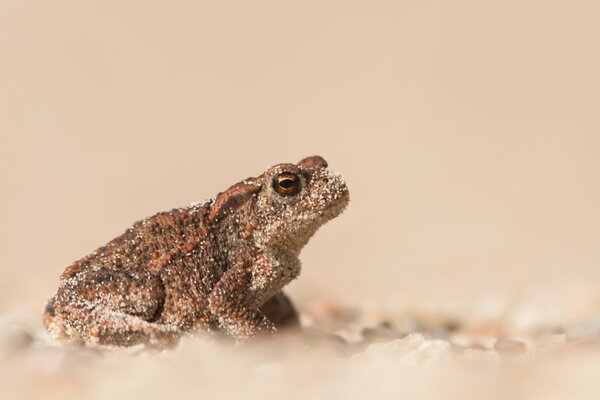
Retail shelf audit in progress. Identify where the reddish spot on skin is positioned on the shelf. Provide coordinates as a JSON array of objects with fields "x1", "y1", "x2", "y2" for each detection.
[
  {"x1": 240, "y1": 223, "x2": 256, "y2": 239},
  {"x1": 151, "y1": 252, "x2": 159, "y2": 260},
  {"x1": 89, "y1": 327, "x2": 100, "y2": 337},
  {"x1": 201, "y1": 227, "x2": 209, "y2": 236},
  {"x1": 186, "y1": 243, "x2": 196, "y2": 253},
  {"x1": 161, "y1": 253, "x2": 174, "y2": 267}
]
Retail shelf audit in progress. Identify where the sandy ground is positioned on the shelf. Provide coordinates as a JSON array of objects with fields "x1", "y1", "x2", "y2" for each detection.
[
  {"x1": 2, "y1": 1, "x2": 600, "y2": 399},
  {"x1": 3, "y1": 288, "x2": 600, "y2": 400}
]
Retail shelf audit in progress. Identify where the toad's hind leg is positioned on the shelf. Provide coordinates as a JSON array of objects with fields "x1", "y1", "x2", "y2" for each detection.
[
  {"x1": 48, "y1": 267, "x2": 179, "y2": 347},
  {"x1": 260, "y1": 291, "x2": 300, "y2": 330}
]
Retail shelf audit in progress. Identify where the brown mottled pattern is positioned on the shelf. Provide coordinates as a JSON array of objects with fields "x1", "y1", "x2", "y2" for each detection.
[{"x1": 44, "y1": 155, "x2": 349, "y2": 347}]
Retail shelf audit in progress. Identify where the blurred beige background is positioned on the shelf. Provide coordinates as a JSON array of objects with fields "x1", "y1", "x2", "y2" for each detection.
[{"x1": 1, "y1": 0, "x2": 599, "y2": 316}]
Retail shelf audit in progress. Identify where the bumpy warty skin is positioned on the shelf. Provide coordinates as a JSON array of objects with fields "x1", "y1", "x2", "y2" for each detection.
[{"x1": 44, "y1": 156, "x2": 349, "y2": 347}]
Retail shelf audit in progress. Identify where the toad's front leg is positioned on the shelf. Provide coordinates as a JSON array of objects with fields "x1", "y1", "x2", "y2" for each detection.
[{"x1": 208, "y1": 253, "x2": 282, "y2": 339}]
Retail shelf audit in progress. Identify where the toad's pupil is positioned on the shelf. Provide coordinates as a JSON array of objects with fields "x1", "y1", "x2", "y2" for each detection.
[{"x1": 280, "y1": 178, "x2": 295, "y2": 188}]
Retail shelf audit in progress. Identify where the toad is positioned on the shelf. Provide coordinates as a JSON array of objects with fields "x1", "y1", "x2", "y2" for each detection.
[{"x1": 44, "y1": 156, "x2": 349, "y2": 347}]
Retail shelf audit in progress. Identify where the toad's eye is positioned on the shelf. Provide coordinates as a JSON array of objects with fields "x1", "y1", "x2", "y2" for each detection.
[{"x1": 272, "y1": 173, "x2": 302, "y2": 196}]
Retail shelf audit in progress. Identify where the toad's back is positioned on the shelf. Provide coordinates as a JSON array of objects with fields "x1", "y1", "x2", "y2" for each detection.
[{"x1": 61, "y1": 202, "x2": 224, "y2": 284}]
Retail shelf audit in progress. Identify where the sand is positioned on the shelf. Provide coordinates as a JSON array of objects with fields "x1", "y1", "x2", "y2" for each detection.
[{"x1": 3, "y1": 289, "x2": 600, "y2": 400}]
